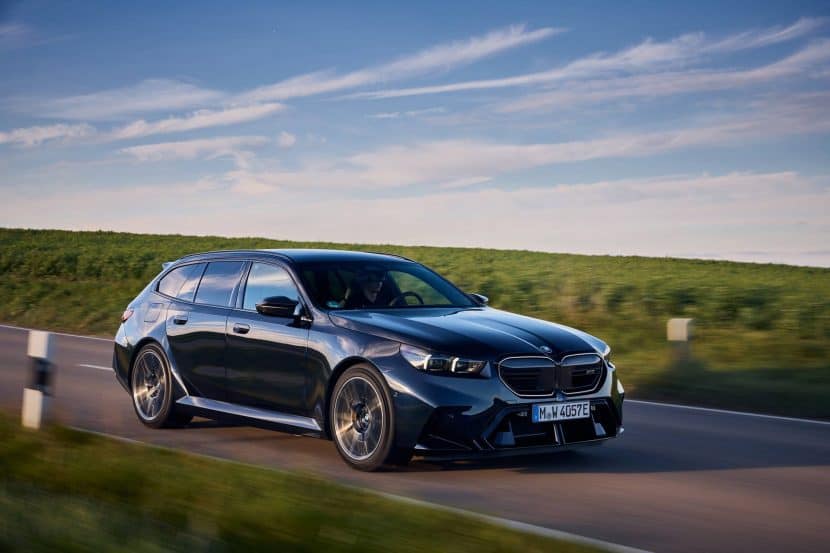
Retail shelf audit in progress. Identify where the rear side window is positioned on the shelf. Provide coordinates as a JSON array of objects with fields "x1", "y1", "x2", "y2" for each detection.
[
  {"x1": 157, "y1": 263, "x2": 205, "y2": 301},
  {"x1": 194, "y1": 261, "x2": 245, "y2": 307},
  {"x1": 243, "y1": 263, "x2": 299, "y2": 311}
]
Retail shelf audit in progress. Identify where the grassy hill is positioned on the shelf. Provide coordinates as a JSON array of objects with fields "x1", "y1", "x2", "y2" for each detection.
[{"x1": 1, "y1": 228, "x2": 828, "y2": 417}]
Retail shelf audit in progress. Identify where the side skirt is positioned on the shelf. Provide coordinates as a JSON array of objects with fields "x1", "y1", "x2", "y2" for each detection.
[{"x1": 176, "y1": 396, "x2": 322, "y2": 432}]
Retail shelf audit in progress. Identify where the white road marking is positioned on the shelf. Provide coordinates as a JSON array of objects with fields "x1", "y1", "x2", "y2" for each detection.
[
  {"x1": 78, "y1": 363, "x2": 114, "y2": 372},
  {"x1": 0, "y1": 323, "x2": 113, "y2": 343},
  {"x1": 69, "y1": 425, "x2": 651, "y2": 553},
  {"x1": 627, "y1": 399, "x2": 830, "y2": 426}
]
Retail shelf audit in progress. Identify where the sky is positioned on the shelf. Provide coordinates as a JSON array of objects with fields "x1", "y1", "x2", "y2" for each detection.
[{"x1": 1, "y1": 0, "x2": 829, "y2": 266}]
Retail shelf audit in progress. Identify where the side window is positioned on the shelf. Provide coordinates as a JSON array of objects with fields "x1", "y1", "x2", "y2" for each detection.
[
  {"x1": 157, "y1": 263, "x2": 205, "y2": 301},
  {"x1": 243, "y1": 263, "x2": 299, "y2": 311},
  {"x1": 194, "y1": 261, "x2": 245, "y2": 307}
]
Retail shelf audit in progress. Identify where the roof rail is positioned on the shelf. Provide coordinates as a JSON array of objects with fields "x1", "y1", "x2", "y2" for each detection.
[
  {"x1": 179, "y1": 248, "x2": 285, "y2": 259},
  {"x1": 174, "y1": 249, "x2": 292, "y2": 262},
  {"x1": 366, "y1": 250, "x2": 415, "y2": 262},
  {"x1": 170, "y1": 248, "x2": 412, "y2": 264}
]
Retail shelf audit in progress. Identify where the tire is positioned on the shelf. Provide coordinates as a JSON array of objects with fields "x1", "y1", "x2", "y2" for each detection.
[
  {"x1": 330, "y1": 365, "x2": 409, "y2": 471},
  {"x1": 130, "y1": 343, "x2": 191, "y2": 428}
]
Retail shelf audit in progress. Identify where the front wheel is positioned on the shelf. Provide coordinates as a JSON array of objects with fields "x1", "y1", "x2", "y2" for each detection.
[
  {"x1": 330, "y1": 365, "x2": 408, "y2": 471},
  {"x1": 130, "y1": 343, "x2": 192, "y2": 428}
]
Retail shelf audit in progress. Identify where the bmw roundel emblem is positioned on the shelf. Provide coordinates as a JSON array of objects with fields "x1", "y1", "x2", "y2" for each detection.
[{"x1": 539, "y1": 345, "x2": 552, "y2": 354}]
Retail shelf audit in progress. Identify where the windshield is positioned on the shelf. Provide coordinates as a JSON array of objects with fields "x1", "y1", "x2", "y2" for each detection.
[{"x1": 297, "y1": 260, "x2": 476, "y2": 310}]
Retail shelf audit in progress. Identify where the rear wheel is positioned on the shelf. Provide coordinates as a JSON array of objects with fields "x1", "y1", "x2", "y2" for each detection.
[
  {"x1": 330, "y1": 365, "x2": 409, "y2": 471},
  {"x1": 130, "y1": 343, "x2": 192, "y2": 428}
]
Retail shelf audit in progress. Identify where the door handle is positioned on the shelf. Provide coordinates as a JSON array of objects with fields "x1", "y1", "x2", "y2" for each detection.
[
  {"x1": 232, "y1": 323, "x2": 250, "y2": 334},
  {"x1": 172, "y1": 315, "x2": 188, "y2": 325}
]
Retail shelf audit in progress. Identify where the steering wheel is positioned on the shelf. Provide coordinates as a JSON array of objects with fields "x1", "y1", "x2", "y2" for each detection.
[{"x1": 389, "y1": 291, "x2": 425, "y2": 307}]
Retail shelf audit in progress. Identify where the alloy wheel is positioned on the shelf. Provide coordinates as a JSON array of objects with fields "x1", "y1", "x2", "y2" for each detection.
[
  {"x1": 131, "y1": 348, "x2": 168, "y2": 421},
  {"x1": 333, "y1": 375, "x2": 385, "y2": 461}
]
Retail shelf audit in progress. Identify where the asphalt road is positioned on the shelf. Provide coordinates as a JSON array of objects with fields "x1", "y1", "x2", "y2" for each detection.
[{"x1": 1, "y1": 325, "x2": 828, "y2": 553}]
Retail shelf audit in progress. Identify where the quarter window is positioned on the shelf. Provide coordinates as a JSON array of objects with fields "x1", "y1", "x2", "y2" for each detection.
[
  {"x1": 243, "y1": 263, "x2": 299, "y2": 311},
  {"x1": 194, "y1": 261, "x2": 245, "y2": 307},
  {"x1": 157, "y1": 263, "x2": 205, "y2": 301}
]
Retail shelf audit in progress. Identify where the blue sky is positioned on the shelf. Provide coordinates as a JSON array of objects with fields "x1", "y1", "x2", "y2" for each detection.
[{"x1": 1, "y1": 0, "x2": 829, "y2": 266}]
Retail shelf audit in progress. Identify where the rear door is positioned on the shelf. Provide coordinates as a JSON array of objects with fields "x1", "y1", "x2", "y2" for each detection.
[
  {"x1": 166, "y1": 260, "x2": 246, "y2": 401},
  {"x1": 225, "y1": 261, "x2": 309, "y2": 414}
]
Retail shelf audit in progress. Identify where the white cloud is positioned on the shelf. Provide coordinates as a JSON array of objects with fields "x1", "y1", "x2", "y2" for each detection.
[
  {"x1": 374, "y1": 24, "x2": 562, "y2": 76},
  {"x1": 500, "y1": 40, "x2": 830, "y2": 112},
  {"x1": 37, "y1": 79, "x2": 224, "y2": 121},
  {"x1": 348, "y1": 34, "x2": 703, "y2": 100},
  {"x1": 0, "y1": 104, "x2": 282, "y2": 147},
  {"x1": 277, "y1": 131, "x2": 296, "y2": 148},
  {"x1": 371, "y1": 112, "x2": 401, "y2": 119},
  {"x1": 281, "y1": 171, "x2": 826, "y2": 266},
  {"x1": 0, "y1": 23, "x2": 30, "y2": 49},
  {"x1": 119, "y1": 136, "x2": 268, "y2": 162},
  {"x1": 4, "y1": 171, "x2": 828, "y2": 267},
  {"x1": 350, "y1": 18, "x2": 827, "y2": 100},
  {"x1": 438, "y1": 176, "x2": 493, "y2": 189},
  {"x1": 224, "y1": 93, "x2": 830, "y2": 191},
  {"x1": 702, "y1": 16, "x2": 827, "y2": 53},
  {"x1": 0, "y1": 123, "x2": 95, "y2": 146},
  {"x1": 109, "y1": 103, "x2": 284, "y2": 140},
  {"x1": 0, "y1": 21, "x2": 74, "y2": 50},
  {"x1": 369, "y1": 107, "x2": 446, "y2": 119},
  {"x1": 237, "y1": 24, "x2": 561, "y2": 103}
]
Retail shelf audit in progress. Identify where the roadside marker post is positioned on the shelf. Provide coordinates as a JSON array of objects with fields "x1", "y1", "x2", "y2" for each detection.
[
  {"x1": 22, "y1": 330, "x2": 54, "y2": 429},
  {"x1": 667, "y1": 318, "x2": 693, "y2": 342},
  {"x1": 667, "y1": 318, "x2": 693, "y2": 364}
]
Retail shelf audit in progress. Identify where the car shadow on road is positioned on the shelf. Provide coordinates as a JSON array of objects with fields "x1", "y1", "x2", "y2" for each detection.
[
  {"x1": 403, "y1": 428, "x2": 830, "y2": 474},
  {"x1": 181, "y1": 418, "x2": 246, "y2": 430}
]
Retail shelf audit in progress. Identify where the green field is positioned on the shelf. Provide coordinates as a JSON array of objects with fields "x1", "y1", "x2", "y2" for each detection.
[
  {"x1": 1, "y1": 227, "x2": 828, "y2": 418},
  {"x1": 0, "y1": 415, "x2": 598, "y2": 552}
]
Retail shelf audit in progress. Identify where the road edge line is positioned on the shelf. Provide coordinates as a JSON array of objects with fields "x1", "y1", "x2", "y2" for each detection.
[
  {"x1": 0, "y1": 323, "x2": 112, "y2": 343},
  {"x1": 68, "y1": 425, "x2": 651, "y2": 553},
  {"x1": 626, "y1": 399, "x2": 830, "y2": 426}
]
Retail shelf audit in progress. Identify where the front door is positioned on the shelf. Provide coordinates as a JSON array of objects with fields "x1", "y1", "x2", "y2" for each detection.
[{"x1": 225, "y1": 261, "x2": 309, "y2": 415}]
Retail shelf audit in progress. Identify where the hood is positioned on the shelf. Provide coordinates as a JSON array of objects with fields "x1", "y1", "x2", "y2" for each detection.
[{"x1": 328, "y1": 307, "x2": 607, "y2": 360}]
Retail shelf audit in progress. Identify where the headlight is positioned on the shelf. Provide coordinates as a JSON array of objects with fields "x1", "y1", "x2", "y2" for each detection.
[
  {"x1": 602, "y1": 347, "x2": 613, "y2": 367},
  {"x1": 400, "y1": 344, "x2": 487, "y2": 376}
]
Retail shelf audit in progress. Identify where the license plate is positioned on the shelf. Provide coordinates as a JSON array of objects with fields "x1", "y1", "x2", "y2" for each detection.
[{"x1": 532, "y1": 401, "x2": 591, "y2": 423}]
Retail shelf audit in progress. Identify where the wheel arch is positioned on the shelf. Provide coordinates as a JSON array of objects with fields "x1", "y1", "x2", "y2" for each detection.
[
  {"x1": 128, "y1": 337, "x2": 162, "y2": 384},
  {"x1": 127, "y1": 338, "x2": 187, "y2": 398}
]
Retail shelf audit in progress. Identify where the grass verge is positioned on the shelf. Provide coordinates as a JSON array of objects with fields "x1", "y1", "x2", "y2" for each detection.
[{"x1": 0, "y1": 415, "x2": 602, "y2": 552}]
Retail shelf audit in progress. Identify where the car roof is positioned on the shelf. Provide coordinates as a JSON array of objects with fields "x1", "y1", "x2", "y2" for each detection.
[{"x1": 174, "y1": 248, "x2": 412, "y2": 265}]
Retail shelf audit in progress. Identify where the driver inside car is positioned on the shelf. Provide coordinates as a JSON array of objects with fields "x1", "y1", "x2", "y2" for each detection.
[{"x1": 342, "y1": 270, "x2": 386, "y2": 308}]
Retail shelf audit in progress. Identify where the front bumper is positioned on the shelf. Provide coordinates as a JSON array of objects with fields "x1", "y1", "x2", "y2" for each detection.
[
  {"x1": 415, "y1": 397, "x2": 621, "y2": 458},
  {"x1": 383, "y1": 356, "x2": 624, "y2": 457}
]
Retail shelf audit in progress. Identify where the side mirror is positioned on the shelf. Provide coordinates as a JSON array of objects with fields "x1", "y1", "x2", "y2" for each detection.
[
  {"x1": 256, "y1": 296, "x2": 299, "y2": 317},
  {"x1": 469, "y1": 293, "x2": 489, "y2": 306}
]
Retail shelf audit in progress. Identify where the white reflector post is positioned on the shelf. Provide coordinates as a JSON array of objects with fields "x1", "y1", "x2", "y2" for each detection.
[
  {"x1": 667, "y1": 318, "x2": 694, "y2": 342},
  {"x1": 27, "y1": 330, "x2": 54, "y2": 360},
  {"x1": 22, "y1": 330, "x2": 54, "y2": 429},
  {"x1": 22, "y1": 389, "x2": 49, "y2": 429}
]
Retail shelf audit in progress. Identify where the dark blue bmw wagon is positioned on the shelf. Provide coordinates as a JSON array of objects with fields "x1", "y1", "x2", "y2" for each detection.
[{"x1": 113, "y1": 249, "x2": 624, "y2": 470}]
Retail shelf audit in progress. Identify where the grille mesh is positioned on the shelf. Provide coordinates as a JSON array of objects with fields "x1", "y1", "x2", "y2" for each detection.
[{"x1": 498, "y1": 355, "x2": 604, "y2": 397}]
